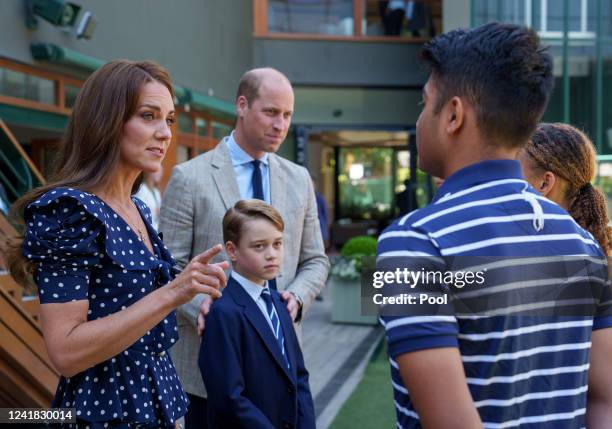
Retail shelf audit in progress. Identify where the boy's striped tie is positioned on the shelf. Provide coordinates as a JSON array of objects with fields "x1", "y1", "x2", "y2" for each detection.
[{"x1": 261, "y1": 288, "x2": 290, "y2": 369}]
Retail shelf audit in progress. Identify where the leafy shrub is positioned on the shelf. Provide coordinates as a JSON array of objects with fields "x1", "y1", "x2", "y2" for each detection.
[
  {"x1": 331, "y1": 236, "x2": 377, "y2": 280},
  {"x1": 340, "y1": 236, "x2": 378, "y2": 258}
]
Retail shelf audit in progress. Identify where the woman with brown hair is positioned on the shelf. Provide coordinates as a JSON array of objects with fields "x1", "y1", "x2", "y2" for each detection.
[
  {"x1": 518, "y1": 122, "x2": 612, "y2": 254},
  {"x1": 7, "y1": 60, "x2": 228, "y2": 428}
]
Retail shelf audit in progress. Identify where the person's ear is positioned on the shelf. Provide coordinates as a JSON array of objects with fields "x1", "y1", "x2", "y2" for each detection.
[
  {"x1": 445, "y1": 96, "x2": 465, "y2": 135},
  {"x1": 236, "y1": 95, "x2": 248, "y2": 118},
  {"x1": 538, "y1": 171, "x2": 557, "y2": 197},
  {"x1": 225, "y1": 241, "x2": 238, "y2": 261}
]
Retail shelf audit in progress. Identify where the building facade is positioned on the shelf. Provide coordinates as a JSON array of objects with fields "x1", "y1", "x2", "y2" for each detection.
[
  {"x1": 1, "y1": 0, "x2": 446, "y2": 246},
  {"x1": 469, "y1": 0, "x2": 612, "y2": 207}
]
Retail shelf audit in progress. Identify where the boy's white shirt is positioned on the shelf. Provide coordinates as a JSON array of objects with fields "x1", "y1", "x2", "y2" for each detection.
[{"x1": 231, "y1": 271, "x2": 275, "y2": 333}]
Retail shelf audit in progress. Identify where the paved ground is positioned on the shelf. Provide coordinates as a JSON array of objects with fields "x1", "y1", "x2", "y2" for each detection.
[{"x1": 301, "y1": 282, "x2": 383, "y2": 429}]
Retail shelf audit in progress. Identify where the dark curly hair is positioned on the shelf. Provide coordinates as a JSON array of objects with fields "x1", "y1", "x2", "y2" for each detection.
[{"x1": 522, "y1": 123, "x2": 612, "y2": 254}]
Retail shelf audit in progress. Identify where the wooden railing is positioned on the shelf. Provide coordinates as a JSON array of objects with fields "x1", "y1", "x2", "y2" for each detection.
[
  {"x1": 0, "y1": 135, "x2": 58, "y2": 406},
  {"x1": 0, "y1": 276, "x2": 58, "y2": 407}
]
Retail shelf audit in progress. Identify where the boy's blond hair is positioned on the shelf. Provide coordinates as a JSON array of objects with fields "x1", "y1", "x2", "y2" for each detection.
[{"x1": 222, "y1": 199, "x2": 284, "y2": 245}]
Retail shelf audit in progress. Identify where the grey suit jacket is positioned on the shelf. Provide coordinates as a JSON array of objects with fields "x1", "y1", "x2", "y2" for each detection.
[{"x1": 159, "y1": 138, "x2": 330, "y2": 397}]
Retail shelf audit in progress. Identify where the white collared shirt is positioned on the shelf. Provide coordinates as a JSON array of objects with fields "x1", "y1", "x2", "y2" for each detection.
[
  {"x1": 231, "y1": 271, "x2": 276, "y2": 333},
  {"x1": 225, "y1": 132, "x2": 271, "y2": 204}
]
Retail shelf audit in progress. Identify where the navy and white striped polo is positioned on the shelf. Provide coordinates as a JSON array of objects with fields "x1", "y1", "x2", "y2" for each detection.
[{"x1": 378, "y1": 159, "x2": 612, "y2": 429}]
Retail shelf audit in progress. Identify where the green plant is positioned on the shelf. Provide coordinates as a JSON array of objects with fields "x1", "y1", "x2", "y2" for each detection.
[
  {"x1": 340, "y1": 236, "x2": 377, "y2": 258},
  {"x1": 331, "y1": 236, "x2": 377, "y2": 280}
]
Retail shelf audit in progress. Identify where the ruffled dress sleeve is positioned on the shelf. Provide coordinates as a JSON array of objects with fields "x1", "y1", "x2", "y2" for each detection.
[
  {"x1": 21, "y1": 188, "x2": 188, "y2": 428},
  {"x1": 23, "y1": 189, "x2": 103, "y2": 303}
]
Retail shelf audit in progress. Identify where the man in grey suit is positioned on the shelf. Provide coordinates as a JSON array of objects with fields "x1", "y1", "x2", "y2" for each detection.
[{"x1": 159, "y1": 67, "x2": 330, "y2": 429}]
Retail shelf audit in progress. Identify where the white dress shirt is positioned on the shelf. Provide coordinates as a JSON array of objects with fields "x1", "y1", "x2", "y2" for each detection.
[
  {"x1": 231, "y1": 271, "x2": 276, "y2": 334},
  {"x1": 225, "y1": 132, "x2": 271, "y2": 204}
]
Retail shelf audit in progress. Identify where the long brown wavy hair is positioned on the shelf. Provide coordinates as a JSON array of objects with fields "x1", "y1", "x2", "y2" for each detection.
[
  {"x1": 7, "y1": 59, "x2": 174, "y2": 286},
  {"x1": 521, "y1": 122, "x2": 612, "y2": 254}
]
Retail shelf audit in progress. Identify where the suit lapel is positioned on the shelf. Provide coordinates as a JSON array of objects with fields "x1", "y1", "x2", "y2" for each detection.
[
  {"x1": 268, "y1": 154, "x2": 288, "y2": 221},
  {"x1": 211, "y1": 139, "x2": 241, "y2": 210},
  {"x1": 227, "y1": 278, "x2": 294, "y2": 381}
]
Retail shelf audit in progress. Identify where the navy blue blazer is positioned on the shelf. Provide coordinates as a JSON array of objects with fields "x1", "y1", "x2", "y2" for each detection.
[{"x1": 199, "y1": 276, "x2": 316, "y2": 429}]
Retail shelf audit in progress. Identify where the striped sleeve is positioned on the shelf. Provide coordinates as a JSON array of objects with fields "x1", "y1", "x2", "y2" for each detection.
[{"x1": 378, "y1": 218, "x2": 459, "y2": 358}]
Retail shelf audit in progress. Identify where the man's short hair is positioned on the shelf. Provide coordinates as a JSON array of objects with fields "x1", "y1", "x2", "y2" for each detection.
[
  {"x1": 421, "y1": 22, "x2": 554, "y2": 147},
  {"x1": 223, "y1": 199, "x2": 285, "y2": 245},
  {"x1": 236, "y1": 68, "x2": 290, "y2": 105}
]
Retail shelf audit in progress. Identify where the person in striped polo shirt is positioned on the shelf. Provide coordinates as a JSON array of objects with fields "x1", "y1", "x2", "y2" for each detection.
[{"x1": 378, "y1": 23, "x2": 612, "y2": 428}]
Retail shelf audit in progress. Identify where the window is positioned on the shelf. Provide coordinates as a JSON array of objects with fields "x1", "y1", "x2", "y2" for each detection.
[
  {"x1": 195, "y1": 117, "x2": 208, "y2": 137},
  {"x1": 0, "y1": 59, "x2": 83, "y2": 113},
  {"x1": 473, "y1": 0, "x2": 597, "y2": 40},
  {"x1": 174, "y1": 111, "x2": 233, "y2": 164},
  {"x1": 178, "y1": 114, "x2": 193, "y2": 134},
  {"x1": 255, "y1": 0, "x2": 441, "y2": 40},
  {"x1": 603, "y1": 0, "x2": 612, "y2": 37},
  {"x1": 0, "y1": 68, "x2": 54, "y2": 104},
  {"x1": 367, "y1": 0, "x2": 438, "y2": 37},
  {"x1": 269, "y1": 0, "x2": 354, "y2": 35},
  {"x1": 338, "y1": 147, "x2": 393, "y2": 220},
  {"x1": 535, "y1": 0, "x2": 596, "y2": 39}
]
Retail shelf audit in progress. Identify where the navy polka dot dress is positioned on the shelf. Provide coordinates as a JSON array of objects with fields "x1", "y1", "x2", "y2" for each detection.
[{"x1": 23, "y1": 187, "x2": 189, "y2": 428}]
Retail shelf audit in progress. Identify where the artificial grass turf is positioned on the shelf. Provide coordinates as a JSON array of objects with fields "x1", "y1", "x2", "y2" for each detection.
[{"x1": 329, "y1": 338, "x2": 396, "y2": 429}]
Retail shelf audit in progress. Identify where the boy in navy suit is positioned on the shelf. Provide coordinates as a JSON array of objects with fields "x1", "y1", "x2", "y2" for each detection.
[{"x1": 199, "y1": 199, "x2": 316, "y2": 429}]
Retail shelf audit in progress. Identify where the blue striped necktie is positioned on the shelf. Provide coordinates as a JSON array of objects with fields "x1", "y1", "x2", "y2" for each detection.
[{"x1": 260, "y1": 287, "x2": 290, "y2": 369}]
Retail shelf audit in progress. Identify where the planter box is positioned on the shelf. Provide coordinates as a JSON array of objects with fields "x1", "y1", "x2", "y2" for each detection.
[{"x1": 330, "y1": 277, "x2": 379, "y2": 325}]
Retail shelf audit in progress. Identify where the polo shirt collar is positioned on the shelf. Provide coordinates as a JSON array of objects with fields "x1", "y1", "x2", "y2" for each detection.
[{"x1": 433, "y1": 159, "x2": 525, "y2": 202}]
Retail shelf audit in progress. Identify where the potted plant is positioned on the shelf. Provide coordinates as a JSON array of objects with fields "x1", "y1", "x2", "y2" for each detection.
[{"x1": 330, "y1": 235, "x2": 379, "y2": 325}]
